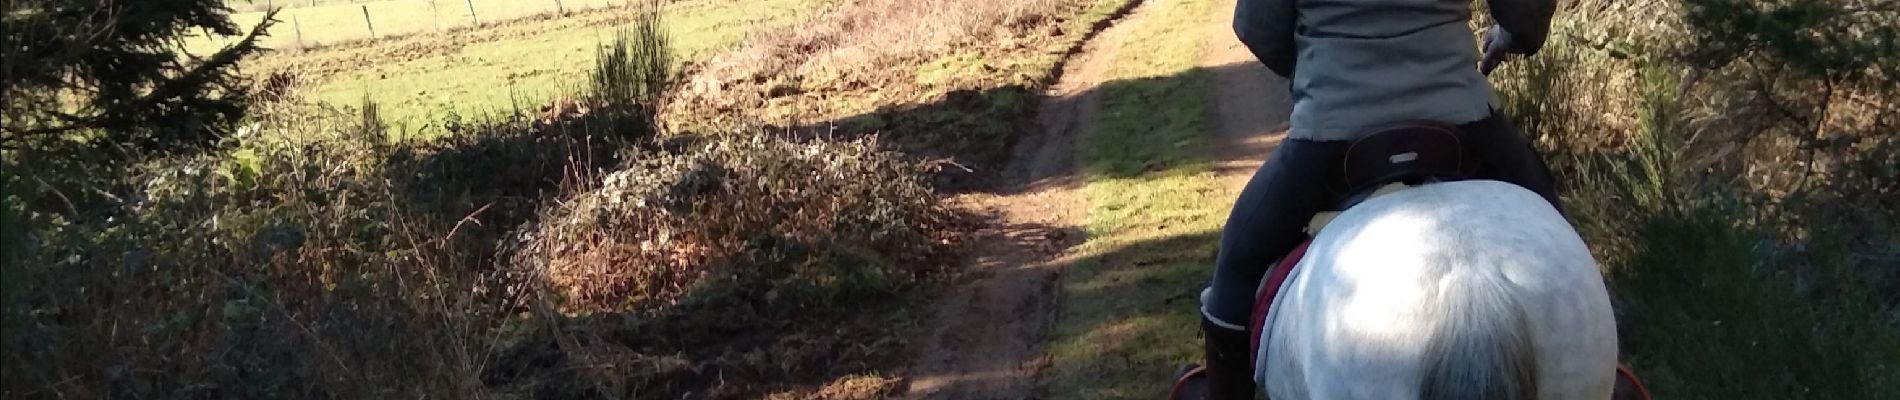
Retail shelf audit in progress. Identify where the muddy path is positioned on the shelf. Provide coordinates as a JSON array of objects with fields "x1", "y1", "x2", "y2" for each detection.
[
  {"x1": 900, "y1": 1, "x2": 1138, "y2": 398},
  {"x1": 903, "y1": 0, "x2": 1288, "y2": 397}
]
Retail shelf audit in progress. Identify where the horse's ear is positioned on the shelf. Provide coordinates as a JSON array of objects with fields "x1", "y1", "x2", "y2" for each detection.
[{"x1": 1612, "y1": 364, "x2": 1653, "y2": 400}]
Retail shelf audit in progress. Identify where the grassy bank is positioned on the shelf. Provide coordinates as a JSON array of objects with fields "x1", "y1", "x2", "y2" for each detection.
[
  {"x1": 664, "y1": 0, "x2": 1150, "y2": 189},
  {"x1": 4, "y1": 27, "x2": 951, "y2": 398},
  {"x1": 1041, "y1": 0, "x2": 1224, "y2": 397},
  {"x1": 2, "y1": 0, "x2": 1165, "y2": 397}
]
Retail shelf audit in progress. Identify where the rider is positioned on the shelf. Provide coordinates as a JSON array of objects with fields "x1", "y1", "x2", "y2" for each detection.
[{"x1": 1199, "y1": 0, "x2": 1563, "y2": 398}]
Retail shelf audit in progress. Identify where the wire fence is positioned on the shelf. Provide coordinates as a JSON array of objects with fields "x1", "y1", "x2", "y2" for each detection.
[{"x1": 194, "y1": 0, "x2": 632, "y2": 54}]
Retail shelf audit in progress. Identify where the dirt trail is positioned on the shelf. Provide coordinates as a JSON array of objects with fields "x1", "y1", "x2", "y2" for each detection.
[
  {"x1": 904, "y1": 0, "x2": 1287, "y2": 398},
  {"x1": 901, "y1": 1, "x2": 1145, "y2": 398}
]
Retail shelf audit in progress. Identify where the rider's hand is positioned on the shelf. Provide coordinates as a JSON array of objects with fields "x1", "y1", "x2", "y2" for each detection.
[{"x1": 1480, "y1": 25, "x2": 1513, "y2": 75}]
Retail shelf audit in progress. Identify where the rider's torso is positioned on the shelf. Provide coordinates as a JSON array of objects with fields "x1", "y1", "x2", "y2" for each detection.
[{"x1": 1281, "y1": 0, "x2": 1499, "y2": 141}]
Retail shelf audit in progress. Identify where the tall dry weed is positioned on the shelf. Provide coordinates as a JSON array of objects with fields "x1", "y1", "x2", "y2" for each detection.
[
  {"x1": 1487, "y1": 3, "x2": 1900, "y2": 397},
  {"x1": 0, "y1": 98, "x2": 513, "y2": 398}
]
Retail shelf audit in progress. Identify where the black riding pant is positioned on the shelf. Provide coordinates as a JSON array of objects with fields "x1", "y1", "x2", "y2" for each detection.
[{"x1": 1200, "y1": 111, "x2": 1562, "y2": 326}]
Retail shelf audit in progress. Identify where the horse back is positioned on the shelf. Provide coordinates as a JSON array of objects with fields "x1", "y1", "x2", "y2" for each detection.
[{"x1": 1256, "y1": 180, "x2": 1617, "y2": 400}]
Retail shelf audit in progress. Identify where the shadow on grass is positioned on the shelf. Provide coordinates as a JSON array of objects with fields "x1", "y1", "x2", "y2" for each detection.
[
  {"x1": 1036, "y1": 61, "x2": 1251, "y2": 399},
  {"x1": 768, "y1": 84, "x2": 1043, "y2": 192},
  {"x1": 783, "y1": 61, "x2": 1271, "y2": 398},
  {"x1": 780, "y1": 63, "x2": 1283, "y2": 194},
  {"x1": 1043, "y1": 229, "x2": 1223, "y2": 399}
]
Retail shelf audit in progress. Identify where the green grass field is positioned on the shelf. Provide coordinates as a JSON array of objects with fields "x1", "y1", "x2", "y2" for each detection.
[
  {"x1": 1041, "y1": 0, "x2": 1223, "y2": 398},
  {"x1": 200, "y1": 0, "x2": 627, "y2": 53},
  {"x1": 227, "y1": 0, "x2": 394, "y2": 13},
  {"x1": 238, "y1": 0, "x2": 828, "y2": 131}
]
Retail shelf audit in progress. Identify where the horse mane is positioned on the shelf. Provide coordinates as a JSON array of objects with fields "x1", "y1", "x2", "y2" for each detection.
[{"x1": 1418, "y1": 270, "x2": 1540, "y2": 400}]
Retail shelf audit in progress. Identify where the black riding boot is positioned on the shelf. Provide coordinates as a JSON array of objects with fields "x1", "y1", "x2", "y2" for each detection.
[{"x1": 1202, "y1": 316, "x2": 1257, "y2": 400}]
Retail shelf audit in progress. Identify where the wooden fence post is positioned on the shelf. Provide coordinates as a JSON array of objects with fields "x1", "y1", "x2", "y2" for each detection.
[
  {"x1": 428, "y1": 0, "x2": 440, "y2": 32},
  {"x1": 294, "y1": 15, "x2": 306, "y2": 49},
  {"x1": 361, "y1": 5, "x2": 377, "y2": 39}
]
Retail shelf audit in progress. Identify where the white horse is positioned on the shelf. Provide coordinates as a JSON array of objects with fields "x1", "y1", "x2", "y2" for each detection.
[{"x1": 1250, "y1": 180, "x2": 1620, "y2": 399}]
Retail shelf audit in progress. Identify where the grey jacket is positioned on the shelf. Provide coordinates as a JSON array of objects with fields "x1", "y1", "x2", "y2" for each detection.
[{"x1": 1235, "y1": 0, "x2": 1556, "y2": 141}]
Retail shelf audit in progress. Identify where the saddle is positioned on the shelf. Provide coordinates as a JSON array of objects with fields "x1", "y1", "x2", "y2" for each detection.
[
  {"x1": 1255, "y1": 122, "x2": 1478, "y2": 364},
  {"x1": 1326, "y1": 122, "x2": 1478, "y2": 209},
  {"x1": 1308, "y1": 123, "x2": 1477, "y2": 234}
]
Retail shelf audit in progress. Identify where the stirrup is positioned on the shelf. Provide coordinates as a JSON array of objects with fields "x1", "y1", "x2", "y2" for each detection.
[{"x1": 1167, "y1": 363, "x2": 1208, "y2": 400}]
